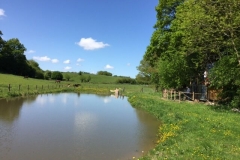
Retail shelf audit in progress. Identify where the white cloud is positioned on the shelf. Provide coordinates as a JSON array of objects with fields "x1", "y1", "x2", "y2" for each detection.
[
  {"x1": 63, "y1": 60, "x2": 70, "y2": 64},
  {"x1": 28, "y1": 50, "x2": 36, "y2": 54},
  {"x1": 105, "y1": 64, "x2": 114, "y2": 69},
  {"x1": 76, "y1": 37, "x2": 109, "y2": 50},
  {"x1": 103, "y1": 98, "x2": 111, "y2": 103},
  {"x1": 127, "y1": 63, "x2": 131, "y2": 66},
  {"x1": 33, "y1": 56, "x2": 51, "y2": 62},
  {"x1": 77, "y1": 58, "x2": 84, "y2": 62},
  {"x1": 0, "y1": 9, "x2": 6, "y2": 17},
  {"x1": 64, "y1": 66, "x2": 71, "y2": 70},
  {"x1": 51, "y1": 59, "x2": 59, "y2": 63}
]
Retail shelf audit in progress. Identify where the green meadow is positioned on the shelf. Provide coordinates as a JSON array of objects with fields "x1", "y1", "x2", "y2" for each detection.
[
  {"x1": 0, "y1": 73, "x2": 152, "y2": 98},
  {"x1": 1, "y1": 73, "x2": 240, "y2": 159}
]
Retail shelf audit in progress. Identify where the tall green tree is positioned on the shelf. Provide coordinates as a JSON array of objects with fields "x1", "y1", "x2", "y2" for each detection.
[
  {"x1": 44, "y1": 70, "x2": 52, "y2": 80},
  {"x1": 140, "y1": 0, "x2": 185, "y2": 89},
  {"x1": 51, "y1": 71, "x2": 63, "y2": 80},
  {"x1": 0, "y1": 38, "x2": 27, "y2": 75}
]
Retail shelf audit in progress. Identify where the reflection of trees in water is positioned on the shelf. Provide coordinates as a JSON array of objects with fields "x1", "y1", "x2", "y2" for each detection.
[
  {"x1": 134, "y1": 109, "x2": 161, "y2": 151},
  {"x1": 0, "y1": 96, "x2": 37, "y2": 123}
]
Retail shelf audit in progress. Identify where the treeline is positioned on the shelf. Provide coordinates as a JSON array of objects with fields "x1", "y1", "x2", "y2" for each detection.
[{"x1": 137, "y1": 0, "x2": 240, "y2": 107}]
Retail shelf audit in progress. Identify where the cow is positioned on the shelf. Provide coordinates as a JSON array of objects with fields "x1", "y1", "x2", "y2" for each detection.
[
  {"x1": 55, "y1": 80, "x2": 61, "y2": 83},
  {"x1": 73, "y1": 84, "x2": 81, "y2": 87}
]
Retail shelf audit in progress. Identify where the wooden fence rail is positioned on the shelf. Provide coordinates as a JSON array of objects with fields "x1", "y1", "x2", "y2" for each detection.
[{"x1": 162, "y1": 89, "x2": 208, "y2": 103}]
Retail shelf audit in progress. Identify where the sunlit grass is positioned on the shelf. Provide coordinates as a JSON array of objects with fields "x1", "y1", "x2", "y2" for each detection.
[
  {"x1": 0, "y1": 73, "x2": 154, "y2": 98},
  {"x1": 128, "y1": 93, "x2": 240, "y2": 159}
]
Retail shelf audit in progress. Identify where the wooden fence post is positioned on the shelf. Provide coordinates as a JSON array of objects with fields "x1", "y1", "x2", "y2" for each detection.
[
  {"x1": 8, "y1": 84, "x2": 11, "y2": 92},
  {"x1": 166, "y1": 90, "x2": 168, "y2": 99},
  {"x1": 192, "y1": 92, "x2": 195, "y2": 101},
  {"x1": 170, "y1": 90, "x2": 172, "y2": 100},
  {"x1": 174, "y1": 91, "x2": 176, "y2": 101},
  {"x1": 179, "y1": 91, "x2": 181, "y2": 103}
]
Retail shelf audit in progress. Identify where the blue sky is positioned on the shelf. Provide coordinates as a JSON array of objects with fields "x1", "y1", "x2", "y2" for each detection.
[{"x1": 0, "y1": 0, "x2": 158, "y2": 78}]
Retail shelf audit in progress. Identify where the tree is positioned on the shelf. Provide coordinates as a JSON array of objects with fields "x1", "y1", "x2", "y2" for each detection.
[
  {"x1": 44, "y1": 70, "x2": 52, "y2": 80},
  {"x1": 27, "y1": 60, "x2": 44, "y2": 79},
  {"x1": 0, "y1": 31, "x2": 4, "y2": 52},
  {"x1": 86, "y1": 75, "x2": 91, "y2": 82},
  {"x1": 80, "y1": 75, "x2": 86, "y2": 82},
  {"x1": 208, "y1": 55, "x2": 240, "y2": 107},
  {"x1": 51, "y1": 71, "x2": 63, "y2": 80},
  {"x1": 97, "y1": 71, "x2": 112, "y2": 76},
  {"x1": 35, "y1": 70, "x2": 44, "y2": 79},
  {"x1": 172, "y1": 0, "x2": 240, "y2": 107},
  {"x1": 0, "y1": 38, "x2": 27, "y2": 75},
  {"x1": 138, "y1": 0, "x2": 185, "y2": 89},
  {"x1": 65, "y1": 74, "x2": 71, "y2": 81}
]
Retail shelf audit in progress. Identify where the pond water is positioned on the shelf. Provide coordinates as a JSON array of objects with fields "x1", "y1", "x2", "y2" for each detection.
[{"x1": 0, "y1": 93, "x2": 160, "y2": 160}]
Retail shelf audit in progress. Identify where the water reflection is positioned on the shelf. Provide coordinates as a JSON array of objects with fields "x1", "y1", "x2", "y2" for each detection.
[
  {"x1": 0, "y1": 96, "x2": 37, "y2": 122},
  {"x1": 0, "y1": 93, "x2": 160, "y2": 160}
]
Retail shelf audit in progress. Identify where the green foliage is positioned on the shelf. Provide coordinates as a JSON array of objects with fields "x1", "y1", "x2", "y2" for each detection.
[
  {"x1": 51, "y1": 71, "x2": 63, "y2": 80},
  {"x1": 157, "y1": 54, "x2": 189, "y2": 89},
  {"x1": 0, "y1": 31, "x2": 45, "y2": 79},
  {"x1": 209, "y1": 55, "x2": 240, "y2": 107},
  {"x1": 0, "y1": 37, "x2": 28, "y2": 75},
  {"x1": 86, "y1": 75, "x2": 91, "y2": 82},
  {"x1": 136, "y1": 59, "x2": 151, "y2": 84},
  {"x1": 80, "y1": 75, "x2": 91, "y2": 82},
  {"x1": 116, "y1": 78, "x2": 136, "y2": 84},
  {"x1": 35, "y1": 70, "x2": 44, "y2": 79},
  {"x1": 80, "y1": 75, "x2": 86, "y2": 82},
  {"x1": 139, "y1": 0, "x2": 240, "y2": 107},
  {"x1": 97, "y1": 71, "x2": 112, "y2": 76},
  {"x1": 65, "y1": 74, "x2": 71, "y2": 81},
  {"x1": 44, "y1": 70, "x2": 52, "y2": 80},
  {"x1": 135, "y1": 73, "x2": 150, "y2": 85},
  {"x1": 28, "y1": 60, "x2": 44, "y2": 79}
]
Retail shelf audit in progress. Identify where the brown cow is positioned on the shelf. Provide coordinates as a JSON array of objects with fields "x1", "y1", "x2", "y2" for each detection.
[{"x1": 55, "y1": 80, "x2": 61, "y2": 83}]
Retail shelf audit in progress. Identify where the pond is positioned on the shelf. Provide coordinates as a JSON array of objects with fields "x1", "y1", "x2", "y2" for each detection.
[{"x1": 0, "y1": 93, "x2": 160, "y2": 160}]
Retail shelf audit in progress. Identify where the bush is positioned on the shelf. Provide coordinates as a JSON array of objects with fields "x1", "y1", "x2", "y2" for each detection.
[
  {"x1": 51, "y1": 71, "x2": 63, "y2": 80},
  {"x1": 97, "y1": 71, "x2": 112, "y2": 76},
  {"x1": 116, "y1": 78, "x2": 136, "y2": 84}
]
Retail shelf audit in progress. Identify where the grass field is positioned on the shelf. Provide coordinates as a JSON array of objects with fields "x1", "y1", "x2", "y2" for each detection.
[{"x1": 0, "y1": 73, "x2": 153, "y2": 98}]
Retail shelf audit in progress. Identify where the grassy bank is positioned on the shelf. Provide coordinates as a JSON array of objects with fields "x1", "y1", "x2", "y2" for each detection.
[{"x1": 128, "y1": 93, "x2": 240, "y2": 159}]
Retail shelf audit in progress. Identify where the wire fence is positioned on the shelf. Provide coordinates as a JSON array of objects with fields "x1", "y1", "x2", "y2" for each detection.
[{"x1": 2, "y1": 84, "x2": 65, "y2": 92}]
